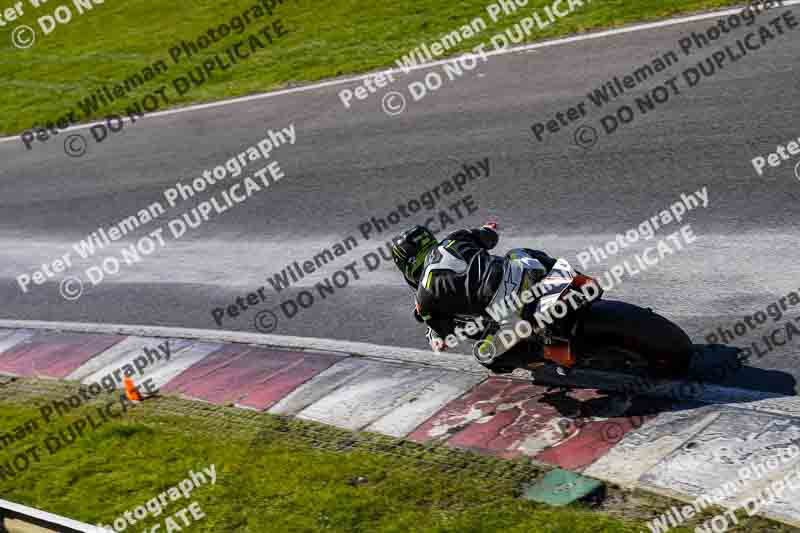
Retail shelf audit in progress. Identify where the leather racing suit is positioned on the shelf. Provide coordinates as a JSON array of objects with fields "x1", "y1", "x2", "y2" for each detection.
[{"x1": 413, "y1": 225, "x2": 557, "y2": 372}]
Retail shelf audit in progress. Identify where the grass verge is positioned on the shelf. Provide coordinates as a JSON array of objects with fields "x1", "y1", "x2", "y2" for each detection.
[
  {"x1": 3, "y1": 0, "x2": 762, "y2": 135},
  {"x1": 0, "y1": 377, "x2": 797, "y2": 532}
]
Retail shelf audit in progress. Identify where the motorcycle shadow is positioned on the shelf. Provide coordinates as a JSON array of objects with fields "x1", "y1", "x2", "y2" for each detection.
[
  {"x1": 532, "y1": 343, "x2": 797, "y2": 420},
  {"x1": 687, "y1": 343, "x2": 796, "y2": 396}
]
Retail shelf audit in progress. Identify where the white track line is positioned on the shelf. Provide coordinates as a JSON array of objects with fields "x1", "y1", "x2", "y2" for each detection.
[{"x1": 2, "y1": 1, "x2": 798, "y2": 145}]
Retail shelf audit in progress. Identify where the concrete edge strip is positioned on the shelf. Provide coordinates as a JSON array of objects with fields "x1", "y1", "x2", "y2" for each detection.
[
  {"x1": 2, "y1": 0, "x2": 799, "y2": 144},
  {"x1": 0, "y1": 497, "x2": 96, "y2": 532}
]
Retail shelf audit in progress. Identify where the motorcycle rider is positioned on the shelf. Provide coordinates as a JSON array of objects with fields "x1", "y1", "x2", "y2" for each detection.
[{"x1": 391, "y1": 222, "x2": 561, "y2": 373}]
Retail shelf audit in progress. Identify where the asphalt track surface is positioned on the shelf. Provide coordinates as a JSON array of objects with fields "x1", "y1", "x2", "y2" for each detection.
[{"x1": 1, "y1": 7, "x2": 799, "y2": 395}]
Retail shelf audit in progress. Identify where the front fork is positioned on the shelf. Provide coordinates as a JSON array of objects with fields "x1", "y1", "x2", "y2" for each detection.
[{"x1": 538, "y1": 287, "x2": 597, "y2": 373}]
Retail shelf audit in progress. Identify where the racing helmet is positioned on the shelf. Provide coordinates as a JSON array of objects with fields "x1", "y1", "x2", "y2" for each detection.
[{"x1": 391, "y1": 225, "x2": 438, "y2": 289}]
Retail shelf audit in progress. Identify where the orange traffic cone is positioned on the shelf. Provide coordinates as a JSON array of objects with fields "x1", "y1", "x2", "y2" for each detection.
[{"x1": 123, "y1": 377, "x2": 143, "y2": 402}]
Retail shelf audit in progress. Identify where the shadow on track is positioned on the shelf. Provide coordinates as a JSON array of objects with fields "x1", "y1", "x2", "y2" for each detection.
[{"x1": 530, "y1": 343, "x2": 797, "y2": 420}]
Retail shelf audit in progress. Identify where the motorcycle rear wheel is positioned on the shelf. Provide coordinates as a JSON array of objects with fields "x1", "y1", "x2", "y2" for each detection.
[{"x1": 572, "y1": 300, "x2": 693, "y2": 377}]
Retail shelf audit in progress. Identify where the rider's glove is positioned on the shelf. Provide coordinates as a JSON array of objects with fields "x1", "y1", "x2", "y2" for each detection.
[{"x1": 426, "y1": 328, "x2": 447, "y2": 353}]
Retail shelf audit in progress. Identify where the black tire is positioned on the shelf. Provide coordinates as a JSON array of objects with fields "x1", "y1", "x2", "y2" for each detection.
[{"x1": 572, "y1": 300, "x2": 693, "y2": 377}]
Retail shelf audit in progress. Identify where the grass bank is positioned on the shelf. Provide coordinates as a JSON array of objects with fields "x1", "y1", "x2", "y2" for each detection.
[
  {"x1": 1, "y1": 378, "x2": 794, "y2": 532},
  {"x1": 0, "y1": 378, "x2": 704, "y2": 533}
]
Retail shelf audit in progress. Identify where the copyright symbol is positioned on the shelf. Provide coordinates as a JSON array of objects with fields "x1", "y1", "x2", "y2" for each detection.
[
  {"x1": 472, "y1": 339, "x2": 496, "y2": 364},
  {"x1": 794, "y1": 160, "x2": 800, "y2": 182},
  {"x1": 602, "y1": 422, "x2": 624, "y2": 444},
  {"x1": 574, "y1": 125, "x2": 598, "y2": 149},
  {"x1": 382, "y1": 91, "x2": 407, "y2": 116},
  {"x1": 254, "y1": 310, "x2": 278, "y2": 333},
  {"x1": 11, "y1": 25, "x2": 35, "y2": 49},
  {"x1": 64, "y1": 134, "x2": 87, "y2": 158},
  {"x1": 60, "y1": 277, "x2": 84, "y2": 301}
]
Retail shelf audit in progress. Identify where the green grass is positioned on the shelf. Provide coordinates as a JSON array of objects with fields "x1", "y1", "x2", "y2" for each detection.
[
  {"x1": 2, "y1": 379, "x2": 795, "y2": 533},
  {"x1": 2, "y1": 0, "x2": 754, "y2": 135},
  {"x1": 0, "y1": 389, "x2": 677, "y2": 533}
]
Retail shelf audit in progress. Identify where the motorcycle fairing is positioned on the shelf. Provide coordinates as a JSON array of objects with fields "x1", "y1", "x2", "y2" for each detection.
[
  {"x1": 474, "y1": 249, "x2": 548, "y2": 364},
  {"x1": 534, "y1": 257, "x2": 578, "y2": 318}
]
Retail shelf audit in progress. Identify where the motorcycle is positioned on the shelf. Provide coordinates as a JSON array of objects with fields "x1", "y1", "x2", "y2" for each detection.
[{"x1": 455, "y1": 250, "x2": 695, "y2": 383}]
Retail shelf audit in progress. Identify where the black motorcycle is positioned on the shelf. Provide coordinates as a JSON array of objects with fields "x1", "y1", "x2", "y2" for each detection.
[{"x1": 457, "y1": 254, "x2": 695, "y2": 382}]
